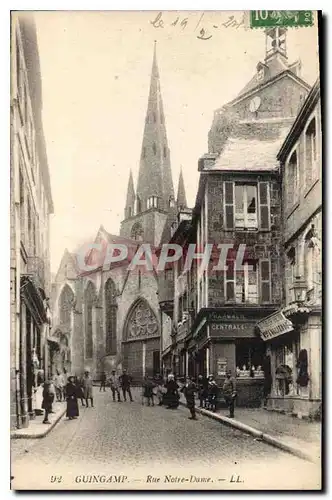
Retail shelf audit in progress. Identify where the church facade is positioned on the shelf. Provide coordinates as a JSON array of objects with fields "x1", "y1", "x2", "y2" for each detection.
[{"x1": 51, "y1": 45, "x2": 187, "y2": 381}]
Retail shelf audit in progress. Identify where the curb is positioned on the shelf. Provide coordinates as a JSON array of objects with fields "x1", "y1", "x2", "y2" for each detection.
[
  {"x1": 179, "y1": 401, "x2": 316, "y2": 463},
  {"x1": 11, "y1": 408, "x2": 66, "y2": 439}
]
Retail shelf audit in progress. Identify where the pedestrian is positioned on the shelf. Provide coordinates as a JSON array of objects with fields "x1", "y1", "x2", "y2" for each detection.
[
  {"x1": 120, "y1": 369, "x2": 133, "y2": 402},
  {"x1": 100, "y1": 371, "x2": 107, "y2": 392},
  {"x1": 66, "y1": 375, "x2": 79, "y2": 420},
  {"x1": 41, "y1": 380, "x2": 54, "y2": 424},
  {"x1": 109, "y1": 370, "x2": 121, "y2": 402},
  {"x1": 142, "y1": 376, "x2": 154, "y2": 406},
  {"x1": 164, "y1": 374, "x2": 180, "y2": 409},
  {"x1": 75, "y1": 376, "x2": 85, "y2": 406},
  {"x1": 49, "y1": 377, "x2": 57, "y2": 413},
  {"x1": 153, "y1": 372, "x2": 164, "y2": 406},
  {"x1": 82, "y1": 370, "x2": 94, "y2": 408},
  {"x1": 181, "y1": 376, "x2": 198, "y2": 420},
  {"x1": 222, "y1": 370, "x2": 237, "y2": 418},
  {"x1": 197, "y1": 374, "x2": 208, "y2": 408},
  {"x1": 207, "y1": 375, "x2": 218, "y2": 412},
  {"x1": 62, "y1": 368, "x2": 68, "y2": 400}
]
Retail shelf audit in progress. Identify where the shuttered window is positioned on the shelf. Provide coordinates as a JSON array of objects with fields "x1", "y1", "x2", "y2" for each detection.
[
  {"x1": 225, "y1": 260, "x2": 235, "y2": 301},
  {"x1": 258, "y1": 182, "x2": 270, "y2": 230},
  {"x1": 260, "y1": 259, "x2": 271, "y2": 303},
  {"x1": 224, "y1": 181, "x2": 234, "y2": 229}
]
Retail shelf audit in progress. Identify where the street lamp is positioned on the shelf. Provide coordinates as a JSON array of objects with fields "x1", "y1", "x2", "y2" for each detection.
[{"x1": 291, "y1": 276, "x2": 307, "y2": 304}]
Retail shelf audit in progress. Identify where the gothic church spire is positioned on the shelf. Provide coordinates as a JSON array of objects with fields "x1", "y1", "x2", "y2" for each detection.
[{"x1": 136, "y1": 42, "x2": 175, "y2": 213}]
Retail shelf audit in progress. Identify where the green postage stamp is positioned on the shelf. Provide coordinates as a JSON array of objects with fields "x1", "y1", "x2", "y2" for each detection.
[{"x1": 250, "y1": 10, "x2": 314, "y2": 28}]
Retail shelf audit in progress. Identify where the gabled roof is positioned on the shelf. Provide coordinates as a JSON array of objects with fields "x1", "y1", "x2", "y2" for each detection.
[
  {"x1": 226, "y1": 68, "x2": 311, "y2": 109},
  {"x1": 211, "y1": 126, "x2": 290, "y2": 172}
]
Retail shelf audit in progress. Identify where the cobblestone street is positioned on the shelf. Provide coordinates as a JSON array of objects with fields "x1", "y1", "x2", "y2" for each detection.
[{"x1": 11, "y1": 390, "x2": 320, "y2": 490}]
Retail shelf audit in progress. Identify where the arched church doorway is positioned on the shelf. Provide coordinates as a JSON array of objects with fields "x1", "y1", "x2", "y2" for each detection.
[{"x1": 122, "y1": 299, "x2": 160, "y2": 381}]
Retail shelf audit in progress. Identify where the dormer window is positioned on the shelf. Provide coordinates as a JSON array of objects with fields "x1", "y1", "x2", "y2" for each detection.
[{"x1": 147, "y1": 196, "x2": 158, "y2": 209}]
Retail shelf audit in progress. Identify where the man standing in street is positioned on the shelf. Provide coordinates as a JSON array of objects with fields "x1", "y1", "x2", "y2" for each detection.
[
  {"x1": 120, "y1": 369, "x2": 133, "y2": 402},
  {"x1": 223, "y1": 369, "x2": 237, "y2": 418},
  {"x1": 109, "y1": 370, "x2": 121, "y2": 402},
  {"x1": 82, "y1": 370, "x2": 94, "y2": 408},
  {"x1": 100, "y1": 371, "x2": 107, "y2": 392},
  {"x1": 181, "y1": 376, "x2": 198, "y2": 420}
]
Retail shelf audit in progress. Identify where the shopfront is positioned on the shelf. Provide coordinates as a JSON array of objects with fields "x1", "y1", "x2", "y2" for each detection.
[
  {"x1": 190, "y1": 308, "x2": 274, "y2": 407},
  {"x1": 257, "y1": 305, "x2": 321, "y2": 418}
]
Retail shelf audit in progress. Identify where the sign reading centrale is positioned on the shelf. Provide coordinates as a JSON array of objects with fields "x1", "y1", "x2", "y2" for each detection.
[{"x1": 257, "y1": 311, "x2": 294, "y2": 341}]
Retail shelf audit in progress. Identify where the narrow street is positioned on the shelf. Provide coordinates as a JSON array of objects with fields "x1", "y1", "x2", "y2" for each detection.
[{"x1": 11, "y1": 390, "x2": 319, "y2": 490}]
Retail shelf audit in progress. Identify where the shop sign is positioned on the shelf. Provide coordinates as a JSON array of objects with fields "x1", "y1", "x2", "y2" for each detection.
[
  {"x1": 209, "y1": 311, "x2": 246, "y2": 322},
  {"x1": 257, "y1": 311, "x2": 293, "y2": 341},
  {"x1": 210, "y1": 323, "x2": 256, "y2": 338},
  {"x1": 217, "y1": 358, "x2": 227, "y2": 376}
]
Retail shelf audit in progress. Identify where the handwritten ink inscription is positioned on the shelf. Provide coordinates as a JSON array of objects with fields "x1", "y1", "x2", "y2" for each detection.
[{"x1": 150, "y1": 12, "x2": 245, "y2": 40}]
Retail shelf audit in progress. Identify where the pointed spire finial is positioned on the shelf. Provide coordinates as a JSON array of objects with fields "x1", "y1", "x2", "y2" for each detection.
[{"x1": 177, "y1": 167, "x2": 187, "y2": 210}]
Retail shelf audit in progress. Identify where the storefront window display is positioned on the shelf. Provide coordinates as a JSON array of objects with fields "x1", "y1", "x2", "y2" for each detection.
[
  {"x1": 235, "y1": 341, "x2": 265, "y2": 378},
  {"x1": 275, "y1": 337, "x2": 300, "y2": 396}
]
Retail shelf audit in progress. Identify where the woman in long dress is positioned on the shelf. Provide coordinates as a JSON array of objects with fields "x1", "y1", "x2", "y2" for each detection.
[
  {"x1": 66, "y1": 375, "x2": 79, "y2": 420},
  {"x1": 164, "y1": 374, "x2": 180, "y2": 409}
]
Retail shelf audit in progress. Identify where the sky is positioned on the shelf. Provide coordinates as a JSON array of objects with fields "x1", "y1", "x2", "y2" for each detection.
[{"x1": 32, "y1": 11, "x2": 320, "y2": 273}]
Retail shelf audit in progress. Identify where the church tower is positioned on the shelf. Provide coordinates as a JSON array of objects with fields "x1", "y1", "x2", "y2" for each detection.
[{"x1": 120, "y1": 42, "x2": 175, "y2": 247}]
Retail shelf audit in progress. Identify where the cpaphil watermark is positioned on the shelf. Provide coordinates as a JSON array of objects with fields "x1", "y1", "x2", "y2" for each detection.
[{"x1": 75, "y1": 241, "x2": 258, "y2": 275}]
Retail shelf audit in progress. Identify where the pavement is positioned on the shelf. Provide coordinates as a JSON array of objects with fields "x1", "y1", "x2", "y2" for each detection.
[
  {"x1": 11, "y1": 388, "x2": 321, "y2": 490},
  {"x1": 179, "y1": 395, "x2": 321, "y2": 464},
  {"x1": 11, "y1": 402, "x2": 66, "y2": 439}
]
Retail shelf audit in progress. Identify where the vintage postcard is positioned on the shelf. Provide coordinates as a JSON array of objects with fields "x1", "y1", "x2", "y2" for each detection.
[{"x1": 10, "y1": 10, "x2": 322, "y2": 490}]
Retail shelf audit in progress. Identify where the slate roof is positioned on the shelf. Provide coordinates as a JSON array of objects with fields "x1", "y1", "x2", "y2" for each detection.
[{"x1": 211, "y1": 126, "x2": 291, "y2": 172}]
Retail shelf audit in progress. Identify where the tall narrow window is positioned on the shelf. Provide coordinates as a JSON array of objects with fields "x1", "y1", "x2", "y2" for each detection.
[
  {"x1": 163, "y1": 146, "x2": 167, "y2": 158},
  {"x1": 147, "y1": 196, "x2": 158, "y2": 209},
  {"x1": 287, "y1": 151, "x2": 298, "y2": 209},
  {"x1": 258, "y1": 182, "x2": 270, "y2": 230},
  {"x1": 305, "y1": 118, "x2": 317, "y2": 187},
  {"x1": 19, "y1": 165, "x2": 25, "y2": 244},
  {"x1": 84, "y1": 282, "x2": 95, "y2": 359},
  {"x1": 59, "y1": 284, "x2": 75, "y2": 327},
  {"x1": 225, "y1": 260, "x2": 235, "y2": 301},
  {"x1": 260, "y1": 260, "x2": 271, "y2": 303},
  {"x1": 131, "y1": 222, "x2": 144, "y2": 241},
  {"x1": 235, "y1": 261, "x2": 258, "y2": 304},
  {"x1": 152, "y1": 142, "x2": 157, "y2": 155},
  {"x1": 153, "y1": 112, "x2": 157, "y2": 123},
  {"x1": 224, "y1": 182, "x2": 234, "y2": 229},
  {"x1": 142, "y1": 147, "x2": 146, "y2": 159},
  {"x1": 105, "y1": 279, "x2": 117, "y2": 355},
  {"x1": 160, "y1": 113, "x2": 164, "y2": 124},
  {"x1": 234, "y1": 184, "x2": 258, "y2": 229}
]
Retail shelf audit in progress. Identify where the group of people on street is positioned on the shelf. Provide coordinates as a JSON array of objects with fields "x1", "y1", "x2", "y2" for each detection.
[
  {"x1": 41, "y1": 366, "x2": 237, "y2": 424},
  {"x1": 41, "y1": 369, "x2": 95, "y2": 423}
]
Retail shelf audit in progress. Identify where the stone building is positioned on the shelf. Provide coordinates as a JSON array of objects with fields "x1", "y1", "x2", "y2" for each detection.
[
  {"x1": 159, "y1": 27, "x2": 313, "y2": 407},
  {"x1": 257, "y1": 79, "x2": 322, "y2": 418},
  {"x1": 51, "y1": 45, "x2": 185, "y2": 381},
  {"x1": 10, "y1": 14, "x2": 54, "y2": 428}
]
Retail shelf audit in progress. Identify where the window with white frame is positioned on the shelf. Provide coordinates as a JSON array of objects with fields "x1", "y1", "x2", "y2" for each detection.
[
  {"x1": 147, "y1": 196, "x2": 159, "y2": 209},
  {"x1": 235, "y1": 261, "x2": 258, "y2": 304},
  {"x1": 305, "y1": 118, "x2": 318, "y2": 188},
  {"x1": 224, "y1": 181, "x2": 270, "y2": 230},
  {"x1": 286, "y1": 151, "x2": 298, "y2": 210},
  {"x1": 235, "y1": 184, "x2": 258, "y2": 229}
]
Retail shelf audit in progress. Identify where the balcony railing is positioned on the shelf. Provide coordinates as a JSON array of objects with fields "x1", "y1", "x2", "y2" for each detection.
[{"x1": 26, "y1": 256, "x2": 45, "y2": 290}]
